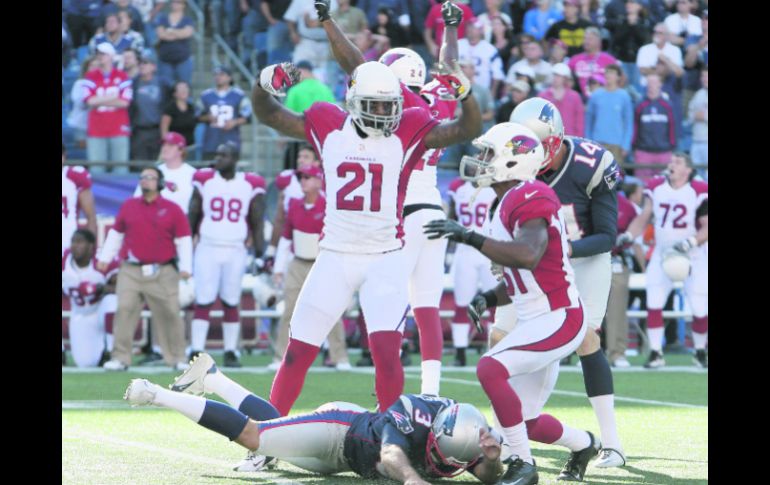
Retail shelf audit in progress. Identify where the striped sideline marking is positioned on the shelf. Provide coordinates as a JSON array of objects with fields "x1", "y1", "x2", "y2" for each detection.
[{"x1": 62, "y1": 370, "x2": 706, "y2": 411}]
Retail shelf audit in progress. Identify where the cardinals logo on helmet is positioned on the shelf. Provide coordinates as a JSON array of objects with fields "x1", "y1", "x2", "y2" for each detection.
[
  {"x1": 271, "y1": 66, "x2": 291, "y2": 91},
  {"x1": 505, "y1": 135, "x2": 540, "y2": 155},
  {"x1": 380, "y1": 52, "x2": 406, "y2": 66}
]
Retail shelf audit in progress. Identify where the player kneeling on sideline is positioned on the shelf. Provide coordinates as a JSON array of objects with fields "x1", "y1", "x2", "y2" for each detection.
[
  {"x1": 124, "y1": 352, "x2": 507, "y2": 484},
  {"x1": 424, "y1": 122, "x2": 601, "y2": 485}
]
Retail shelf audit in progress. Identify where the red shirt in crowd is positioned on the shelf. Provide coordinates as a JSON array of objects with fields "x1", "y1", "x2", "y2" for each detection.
[
  {"x1": 113, "y1": 196, "x2": 191, "y2": 264},
  {"x1": 83, "y1": 68, "x2": 133, "y2": 138}
]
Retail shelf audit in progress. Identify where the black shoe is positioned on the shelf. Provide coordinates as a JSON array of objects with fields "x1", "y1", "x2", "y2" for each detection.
[
  {"x1": 188, "y1": 350, "x2": 202, "y2": 362},
  {"x1": 500, "y1": 457, "x2": 539, "y2": 485},
  {"x1": 453, "y1": 348, "x2": 466, "y2": 367},
  {"x1": 693, "y1": 349, "x2": 708, "y2": 369},
  {"x1": 356, "y1": 351, "x2": 374, "y2": 367},
  {"x1": 400, "y1": 344, "x2": 412, "y2": 367},
  {"x1": 139, "y1": 351, "x2": 164, "y2": 366},
  {"x1": 62, "y1": 350, "x2": 66, "y2": 366},
  {"x1": 98, "y1": 350, "x2": 111, "y2": 367},
  {"x1": 557, "y1": 431, "x2": 600, "y2": 481},
  {"x1": 223, "y1": 351, "x2": 242, "y2": 368},
  {"x1": 643, "y1": 350, "x2": 665, "y2": 369}
]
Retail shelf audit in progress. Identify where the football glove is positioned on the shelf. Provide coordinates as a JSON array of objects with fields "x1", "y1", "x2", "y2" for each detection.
[
  {"x1": 441, "y1": 0, "x2": 463, "y2": 27},
  {"x1": 423, "y1": 219, "x2": 486, "y2": 250},
  {"x1": 259, "y1": 63, "x2": 300, "y2": 97},
  {"x1": 431, "y1": 61, "x2": 472, "y2": 101},
  {"x1": 467, "y1": 293, "x2": 487, "y2": 333},
  {"x1": 673, "y1": 236, "x2": 697, "y2": 254},
  {"x1": 314, "y1": 0, "x2": 331, "y2": 22}
]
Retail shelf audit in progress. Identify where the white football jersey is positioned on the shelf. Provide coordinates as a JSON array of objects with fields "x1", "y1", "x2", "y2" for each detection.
[
  {"x1": 62, "y1": 251, "x2": 119, "y2": 315},
  {"x1": 193, "y1": 169, "x2": 266, "y2": 245},
  {"x1": 62, "y1": 166, "x2": 92, "y2": 253},
  {"x1": 645, "y1": 177, "x2": 708, "y2": 250},
  {"x1": 134, "y1": 162, "x2": 197, "y2": 213},
  {"x1": 448, "y1": 178, "x2": 498, "y2": 230},
  {"x1": 305, "y1": 103, "x2": 438, "y2": 254}
]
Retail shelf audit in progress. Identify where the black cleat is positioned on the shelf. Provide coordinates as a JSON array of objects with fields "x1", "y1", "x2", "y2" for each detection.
[
  {"x1": 454, "y1": 348, "x2": 466, "y2": 367},
  {"x1": 356, "y1": 350, "x2": 374, "y2": 367},
  {"x1": 188, "y1": 350, "x2": 202, "y2": 362},
  {"x1": 500, "y1": 457, "x2": 539, "y2": 485},
  {"x1": 223, "y1": 351, "x2": 242, "y2": 368},
  {"x1": 693, "y1": 349, "x2": 708, "y2": 369},
  {"x1": 98, "y1": 350, "x2": 111, "y2": 367},
  {"x1": 139, "y1": 351, "x2": 164, "y2": 366},
  {"x1": 557, "y1": 431, "x2": 600, "y2": 481},
  {"x1": 643, "y1": 350, "x2": 665, "y2": 369}
]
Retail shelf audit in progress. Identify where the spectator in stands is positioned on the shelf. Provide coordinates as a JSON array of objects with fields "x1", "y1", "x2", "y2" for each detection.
[
  {"x1": 240, "y1": 0, "x2": 269, "y2": 69},
  {"x1": 284, "y1": 0, "x2": 334, "y2": 82},
  {"x1": 687, "y1": 67, "x2": 707, "y2": 176},
  {"x1": 357, "y1": 0, "x2": 408, "y2": 27},
  {"x1": 424, "y1": 0, "x2": 476, "y2": 61},
  {"x1": 121, "y1": 48, "x2": 140, "y2": 78},
  {"x1": 117, "y1": 9, "x2": 146, "y2": 53},
  {"x1": 609, "y1": 0, "x2": 651, "y2": 96},
  {"x1": 522, "y1": 0, "x2": 563, "y2": 41},
  {"x1": 156, "y1": 0, "x2": 196, "y2": 89},
  {"x1": 544, "y1": 0, "x2": 595, "y2": 57},
  {"x1": 261, "y1": 0, "x2": 294, "y2": 66},
  {"x1": 271, "y1": 165, "x2": 351, "y2": 371},
  {"x1": 332, "y1": 0, "x2": 367, "y2": 35},
  {"x1": 547, "y1": 37, "x2": 569, "y2": 65},
  {"x1": 84, "y1": 43, "x2": 133, "y2": 173},
  {"x1": 371, "y1": 6, "x2": 409, "y2": 48},
  {"x1": 682, "y1": 11, "x2": 706, "y2": 115},
  {"x1": 632, "y1": 73, "x2": 676, "y2": 179},
  {"x1": 567, "y1": 26, "x2": 619, "y2": 99},
  {"x1": 161, "y1": 81, "x2": 197, "y2": 149},
  {"x1": 585, "y1": 64, "x2": 633, "y2": 167},
  {"x1": 99, "y1": 166, "x2": 193, "y2": 372},
  {"x1": 63, "y1": 21, "x2": 74, "y2": 68},
  {"x1": 506, "y1": 63, "x2": 536, "y2": 97},
  {"x1": 402, "y1": 1, "x2": 434, "y2": 67},
  {"x1": 538, "y1": 62, "x2": 584, "y2": 137},
  {"x1": 88, "y1": 13, "x2": 144, "y2": 57},
  {"x1": 458, "y1": 20, "x2": 505, "y2": 98},
  {"x1": 129, "y1": 0, "x2": 167, "y2": 47},
  {"x1": 65, "y1": 0, "x2": 103, "y2": 49},
  {"x1": 352, "y1": 29, "x2": 384, "y2": 63},
  {"x1": 578, "y1": 0, "x2": 605, "y2": 27},
  {"x1": 129, "y1": 51, "x2": 164, "y2": 162},
  {"x1": 605, "y1": 179, "x2": 645, "y2": 368},
  {"x1": 664, "y1": 0, "x2": 701, "y2": 48},
  {"x1": 490, "y1": 16, "x2": 516, "y2": 70},
  {"x1": 606, "y1": 0, "x2": 667, "y2": 28},
  {"x1": 197, "y1": 66, "x2": 252, "y2": 160},
  {"x1": 635, "y1": 22, "x2": 682, "y2": 89},
  {"x1": 476, "y1": 0, "x2": 513, "y2": 43},
  {"x1": 67, "y1": 56, "x2": 100, "y2": 149},
  {"x1": 285, "y1": 60, "x2": 336, "y2": 114},
  {"x1": 211, "y1": 0, "x2": 245, "y2": 52},
  {"x1": 101, "y1": 0, "x2": 146, "y2": 34},
  {"x1": 653, "y1": 44, "x2": 684, "y2": 140},
  {"x1": 507, "y1": 38, "x2": 552, "y2": 93},
  {"x1": 495, "y1": 79, "x2": 530, "y2": 124}
]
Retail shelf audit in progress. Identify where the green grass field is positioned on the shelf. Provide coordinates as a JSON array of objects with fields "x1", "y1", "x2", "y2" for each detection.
[{"x1": 62, "y1": 352, "x2": 707, "y2": 484}]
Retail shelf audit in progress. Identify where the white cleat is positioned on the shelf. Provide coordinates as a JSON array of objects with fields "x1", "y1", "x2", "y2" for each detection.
[
  {"x1": 233, "y1": 451, "x2": 274, "y2": 472},
  {"x1": 267, "y1": 361, "x2": 281, "y2": 371},
  {"x1": 335, "y1": 361, "x2": 353, "y2": 371},
  {"x1": 593, "y1": 448, "x2": 627, "y2": 468},
  {"x1": 170, "y1": 352, "x2": 217, "y2": 396},
  {"x1": 124, "y1": 378, "x2": 158, "y2": 407},
  {"x1": 612, "y1": 357, "x2": 631, "y2": 368}
]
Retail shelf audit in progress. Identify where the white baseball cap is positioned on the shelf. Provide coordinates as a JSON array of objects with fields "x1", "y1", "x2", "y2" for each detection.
[
  {"x1": 552, "y1": 63, "x2": 572, "y2": 78},
  {"x1": 96, "y1": 42, "x2": 116, "y2": 56}
]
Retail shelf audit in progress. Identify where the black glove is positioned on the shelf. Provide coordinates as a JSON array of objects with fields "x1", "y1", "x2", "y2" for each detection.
[
  {"x1": 423, "y1": 219, "x2": 486, "y2": 250},
  {"x1": 441, "y1": 0, "x2": 463, "y2": 27},
  {"x1": 468, "y1": 294, "x2": 487, "y2": 333},
  {"x1": 314, "y1": 0, "x2": 331, "y2": 22}
]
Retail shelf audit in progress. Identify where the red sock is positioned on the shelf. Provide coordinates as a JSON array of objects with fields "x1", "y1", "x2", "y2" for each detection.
[
  {"x1": 525, "y1": 413, "x2": 564, "y2": 444},
  {"x1": 269, "y1": 338, "x2": 320, "y2": 416},
  {"x1": 454, "y1": 306, "x2": 470, "y2": 323},
  {"x1": 223, "y1": 305, "x2": 239, "y2": 322},
  {"x1": 647, "y1": 309, "x2": 664, "y2": 328},
  {"x1": 413, "y1": 307, "x2": 443, "y2": 361},
  {"x1": 357, "y1": 314, "x2": 369, "y2": 351},
  {"x1": 692, "y1": 316, "x2": 708, "y2": 334},
  {"x1": 104, "y1": 313, "x2": 114, "y2": 334},
  {"x1": 194, "y1": 304, "x2": 211, "y2": 320},
  {"x1": 477, "y1": 356, "x2": 522, "y2": 427},
  {"x1": 369, "y1": 331, "x2": 404, "y2": 410}
]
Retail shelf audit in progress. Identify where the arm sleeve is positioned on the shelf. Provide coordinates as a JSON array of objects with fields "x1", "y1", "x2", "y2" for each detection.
[
  {"x1": 174, "y1": 235, "x2": 193, "y2": 274},
  {"x1": 98, "y1": 229, "x2": 125, "y2": 264},
  {"x1": 571, "y1": 153, "x2": 619, "y2": 257},
  {"x1": 274, "y1": 236, "x2": 293, "y2": 275}
]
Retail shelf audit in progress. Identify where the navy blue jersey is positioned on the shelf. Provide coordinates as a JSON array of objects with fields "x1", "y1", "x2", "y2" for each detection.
[
  {"x1": 343, "y1": 394, "x2": 479, "y2": 479},
  {"x1": 198, "y1": 87, "x2": 252, "y2": 153},
  {"x1": 539, "y1": 136, "x2": 621, "y2": 258}
]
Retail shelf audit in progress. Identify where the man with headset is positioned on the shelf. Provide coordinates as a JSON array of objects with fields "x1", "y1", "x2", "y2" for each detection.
[{"x1": 98, "y1": 166, "x2": 194, "y2": 371}]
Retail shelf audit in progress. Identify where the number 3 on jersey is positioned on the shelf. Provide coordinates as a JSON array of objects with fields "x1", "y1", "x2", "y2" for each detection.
[{"x1": 336, "y1": 162, "x2": 383, "y2": 212}]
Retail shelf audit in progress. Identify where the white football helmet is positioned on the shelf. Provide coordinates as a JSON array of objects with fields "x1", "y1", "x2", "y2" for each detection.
[
  {"x1": 459, "y1": 122, "x2": 545, "y2": 187},
  {"x1": 426, "y1": 403, "x2": 489, "y2": 477},
  {"x1": 378, "y1": 47, "x2": 426, "y2": 89},
  {"x1": 509, "y1": 97, "x2": 565, "y2": 172},
  {"x1": 178, "y1": 278, "x2": 195, "y2": 308},
  {"x1": 662, "y1": 248, "x2": 691, "y2": 282},
  {"x1": 346, "y1": 62, "x2": 404, "y2": 137}
]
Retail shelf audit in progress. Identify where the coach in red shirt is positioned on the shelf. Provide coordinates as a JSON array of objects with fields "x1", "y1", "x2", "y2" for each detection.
[
  {"x1": 97, "y1": 166, "x2": 193, "y2": 371},
  {"x1": 84, "y1": 42, "x2": 133, "y2": 174}
]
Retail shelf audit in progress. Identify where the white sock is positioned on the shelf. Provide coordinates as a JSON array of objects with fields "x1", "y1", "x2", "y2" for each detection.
[
  {"x1": 205, "y1": 369, "x2": 251, "y2": 408},
  {"x1": 420, "y1": 360, "x2": 442, "y2": 395},
  {"x1": 693, "y1": 331, "x2": 708, "y2": 350},
  {"x1": 451, "y1": 323, "x2": 470, "y2": 348},
  {"x1": 554, "y1": 425, "x2": 592, "y2": 452},
  {"x1": 648, "y1": 327, "x2": 664, "y2": 352},
  {"x1": 153, "y1": 386, "x2": 207, "y2": 422},
  {"x1": 152, "y1": 344, "x2": 162, "y2": 354},
  {"x1": 105, "y1": 334, "x2": 114, "y2": 352},
  {"x1": 191, "y1": 319, "x2": 210, "y2": 352},
  {"x1": 501, "y1": 422, "x2": 533, "y2": 464},
  {"x1": 222, "y1": 322, "x2": 241, "y2": 352},
  {"x1": 589, "y1": 395, "x2": 621, "y2": 450}
]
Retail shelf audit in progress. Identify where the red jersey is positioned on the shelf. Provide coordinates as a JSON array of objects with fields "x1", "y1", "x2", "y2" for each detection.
[{"x1": 83, "y1": 68, "x2": 133, "y2": 137}]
